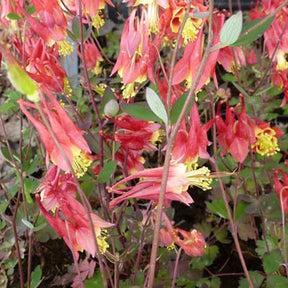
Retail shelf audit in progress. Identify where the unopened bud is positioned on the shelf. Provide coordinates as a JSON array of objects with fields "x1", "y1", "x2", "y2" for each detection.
[{"x1": 104, "y1": 99, "x2": 119, "y2": 117}]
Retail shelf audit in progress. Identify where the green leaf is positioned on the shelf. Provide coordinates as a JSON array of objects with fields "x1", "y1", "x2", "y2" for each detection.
[
  {"x1": 170, "y1": 92, "x2": 193, "y2": 124},
  {"x1": 72, "y1": 16, "x2": 81, "y2": 41},
  {"x1": 146, "y1": 87, "x2": 168, "y2": 124},
  {"x1": 26, "y1": 6, "x2": 36, "y2": 15},
  {"x1": 6, "y1": 13, "x2": 21, "y2": 20},
  {"x1": 267, "y1": 275, "x2": 288, "y2": 288},
  {"x1": 238, "y1": 271, "x2": 265, "y2": 288},
  {"x1": 85, "y1": 271, "x2": 104, "y2": 288},
  {"x1": 191, "y1": 245, "x2": 219, "y2": 270},
  {"x1": 232, "y1": 15, "x2": 275, "y2": 47},
  {"x1": 263, "y1": 249, "x2": 282, "y2": 274},
  {"x1": 220, "y1": 11, "x2": 243, "y2": 46},
  {"x1": 30, "y1": 265, "x2": 43, "y2": 288},
  {"x1": 97, "y1": 160, "x2": 117, "y2": 183},
  {"x1": 121, "y1": 102, "x2": 161, "y2": 122},
  {"x1": 21, "y1": 219, "x2": 34, "y2": 230},
  {"x1": 235, "y1": 201, "x2": 248, "y2": 222},
  {"x1": 206, "y1": 200, "x2": 229, "y2": 219},
  {"x1": 24, "y1": 178, "x2": 38, "y2": 204}
]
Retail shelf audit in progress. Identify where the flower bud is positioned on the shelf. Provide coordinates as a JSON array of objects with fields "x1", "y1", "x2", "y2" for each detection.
[{"x1": 104, "y1": 99, "x2": 119, "y2": 117}]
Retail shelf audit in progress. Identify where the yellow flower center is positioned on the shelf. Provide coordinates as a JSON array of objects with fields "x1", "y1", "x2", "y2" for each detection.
[
  {"x1": 182, "y1": 18, "x2": 202, "y2": 44},
  {"x1": 97, "y1": 229, "x2": 109, "y2": 254},
  {"x1": 63, "y1": 78, "x2": 73, "y2": 97},
  {"x1": 92, "y1": 13, "x2": 105, "y2": 30},
  {"x1": 186, "y1": 166, "x2": 212, "y2": 191},
  {"x1": 58, "y1": 41, "x2": 74, "y2": 57},
  {"x1": 72, "y1": 150, "x2": 92, "y2": 178},
  {"x1": 122, "y1": 83, "x2": 137, "y2": 99},
  {"x1": 252, "y1": 127, "x2": 280, "y2": 156},
  {"x1": 276, "y1": 50, "x2": 288, "y2": 71}
]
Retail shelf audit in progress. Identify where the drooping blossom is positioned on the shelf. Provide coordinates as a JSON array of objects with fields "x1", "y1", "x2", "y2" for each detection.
[
  {"x1": 169, "y1": 0, "x2": 208, "y2": 45},
  {"x1": 271, "y1": 69, "x2": 288, "y2": 106},
  {"x1": 115, "y1": 147, "x2": 145, "y2": 175},
  {"x1": 102, "y1": 114, "x2": 162, "y2": 151},
  {"x1": 159, "y1": 212, "x2": 206, "y2": 257},
  {"x1": 36, "y1": 165, "x2": 114, "y2": 256},
  {"x1": 215, "y1": 94, "x2": 283, "y2": 162},
  {"x1": 108, "y1": 162, "x2": 212, "y2": 209},
  {"x1": 250, "y1": 0, "x2": 288, "y2": 70},
  {"x1": 273, "y1": 169, "x2": 288, "y2": 214},
  {"x1": 13, "y1": 35, "x2": 68, "y2": 93},
  {"x1": 20, "y1": 0, "x2": 73, "y2": 56},
  {"x1": 215, "y1": 95, "x2": 250, "y2": 163},
  {"x1": 157, "y1": 65, "x2": 185, "y2": 107},
  {"x1": 79, "y1": 38, "x2": 103, "y2": 75},
  {"x1": 110, "y1": 8, "x2": 159, "y2": 97},
  {"x1": 172, "y1": 11, "x2": 223, "y2": 90},
  {"x1": 172, "y1": 102, "x2": 214, "y2": 167},
  {"x1": 248, "y1": 117, "x2": 283, "y2": 157},
  {"x1": 18, "y1": 89, "x2": 92, "y2": 177}
]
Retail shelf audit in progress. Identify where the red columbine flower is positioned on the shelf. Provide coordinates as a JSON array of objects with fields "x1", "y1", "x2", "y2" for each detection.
[
  {"x1": 20, "y1": 0, "x2": 73, "y2": 56},
  {"x1": 18, "y1": 89, "x2": 92, "y2": 177},
  {"x1": 248, "y1": 117, "x2": 283, "y2": 157},
  {"x1": 14, "y1": 35, "x2": 68, "y2": 93},
  {"x1": 215, "y1": 94, "x2": 250, "y2": 163},
  {"x1": 159, "y1": 213, "x2": 206, "y2": 257},
  {"x1": 103, "y1": 115, "x2": 161, "y2": 151},
  {"x1": 115, "y1": 147, "x2": 145, "y2": 175},
  {"x1": 36, "y1": 166, "x2": 113, "y2": 256},
  {"x1": 79, "y1": 38, "x2": 103, "y2": 75},
  {"x1": 274, "y1": 169, "x2": 288, "y2": 214},
  {"x1": 110, "y1": 8, "x2": 159, "y2": 97},
  {"x1": 108, "y1": 162, "x2": 212, "y2": 209},
  {"x1": 172, "y1": 102, "x2": 214, "y2": 167}
]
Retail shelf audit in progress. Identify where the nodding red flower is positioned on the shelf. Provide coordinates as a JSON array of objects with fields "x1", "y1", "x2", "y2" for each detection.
[
  {"x1": 159, "y1": 213, "x2": 206, "y2": 257},
  {"x1": 79, "y1": 38, "x2": 103, "y2": 75},
  {"x1": 157, "y1": 65, "x2": 185, "y2": 107},
  {"x1": 110, "y1": 8, "x2": 159, "y2": 97},
  {"x1": 215, "y1": 94, "x2": 250, "y2": 163},
  {"x1": 20, "y1": 0, "x2": 73, "y2": 56},
  {"x1": 248, "y1": 117, "x2": 283, "y2": 157},
  {"x1": 103, "y1": 115, "x2": 161, "y2": 151},
  {"x1": 250, "y1": 0, "x2": 288, "y2": 70},
  {"x1": 14, "y1": 36, "x2": 68, "y2": 93},
  {"x1": 36, "y1": 166, "x2": 114, "y2": 257},
  {"x1": 216, "y1": 95, "x2": 283, "y2": 162},
  {"x1": 18, "y1": 90, "x2": 92, "y2": 177},
  {"x1": 172, "y1": 102, "x2": 214, "y2": 167},
  {"x1": 271, "y1": 70, "x2": 288, "y2": 107},
  {"x1": 107, "y1": 162, "x2": 212, "y2": 210},
  {"x1": 172, "y1": 12, "x2": 224, "y2": 90},
  {"x1": 0, "y1": 0, "x2": 24, "y2": 25},
  {"x1": 273, "y1": 169, "x2": 288, "y2": 214},
  {"x1": 115, "y1": 147, "x2": 145, "y2": 175}
]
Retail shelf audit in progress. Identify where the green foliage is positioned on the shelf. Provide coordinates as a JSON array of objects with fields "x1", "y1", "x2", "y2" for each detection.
[{"x1": 145, "y1": 87, "x2": 168, "y2": 124}]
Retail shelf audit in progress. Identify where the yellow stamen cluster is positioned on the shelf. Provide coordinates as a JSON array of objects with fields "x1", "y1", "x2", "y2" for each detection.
[
  {"x1": 97, "y1": 229, "x2": 109, "y2": 254},
  {"x1": 58, "y1": 41, "x2": 74, "y2": 57},
  {"x1": 122, "y1": 83, "x2": 137, "y2": 99},
  {"x1": 252, "y1": 127, "x2": 280, "y2": 156},
  {"x1": 182, "y1": 18, "x2": 202, "y2": 44},
  {"x1": 92, "y1": 13, "x2": 105, "y2": 30},
  {"x1": 276, "y1": 50, "x2": 288, "y2": 71},
  {"x1": 92, "y1": 61, "x2": 102, "y2": 76},
  {"x1": 72, "y1": 150, "x2": 92, "y2": 178},
  {"x1": 63, "y1": 78, "x2": 73, "y2": 97},
  {"x1": 187, "y1": 166, "x2": 212, "y2": 191}
]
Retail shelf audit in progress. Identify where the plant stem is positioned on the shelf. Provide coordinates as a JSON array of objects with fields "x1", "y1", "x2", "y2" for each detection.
[{"x1": 147, "y1": 1, "x2": 214, "y2": 286}]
